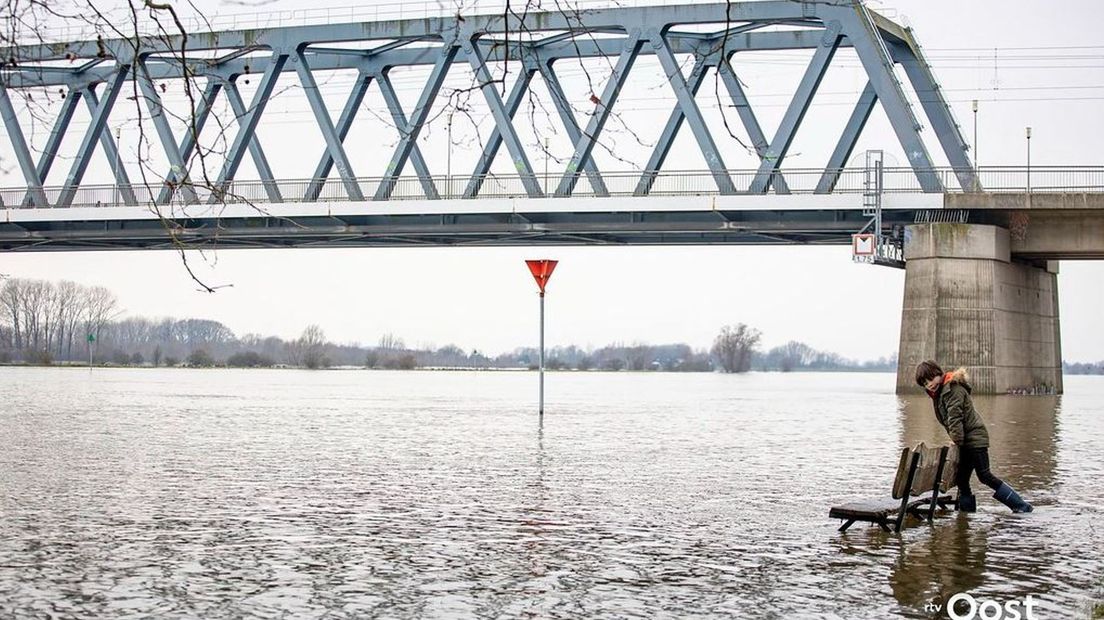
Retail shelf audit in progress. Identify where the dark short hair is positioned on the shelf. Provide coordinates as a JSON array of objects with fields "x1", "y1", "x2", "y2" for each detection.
[{"x1": 915, "y1": 360, "x2": 944, "y2": 387}]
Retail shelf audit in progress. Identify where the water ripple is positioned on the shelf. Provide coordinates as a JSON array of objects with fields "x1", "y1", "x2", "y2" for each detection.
[{"x1": 1, "y1": 368, "x2": 1101, "y2": 618}]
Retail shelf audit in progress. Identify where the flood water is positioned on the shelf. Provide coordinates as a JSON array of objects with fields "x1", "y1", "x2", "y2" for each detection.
[{"x1": 0, "y1": 368, "x2": 1101, "y2": 618}]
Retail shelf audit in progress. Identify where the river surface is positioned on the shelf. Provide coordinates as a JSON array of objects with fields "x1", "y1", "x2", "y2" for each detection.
[{"x1": 0, "y1": 368, "x2": 1101, "y2": 618}]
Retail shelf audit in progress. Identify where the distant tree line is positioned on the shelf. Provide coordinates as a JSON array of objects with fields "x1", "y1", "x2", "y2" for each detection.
[
  {"x1": 709, "y1": 323, "x2": 897, "y2": 373},
  {"x1": 1, "y1": 278, "x2": 898, "y2": 372},
  {"x1": 1064, "y1": 361, "x2": 1104, "y2": 375},
  {"x1": 756, "y1": 339, "x2": 898, "y2": 373},
  {"x1": 507, "y1": 342, "x2": 714, "y2": 372}
]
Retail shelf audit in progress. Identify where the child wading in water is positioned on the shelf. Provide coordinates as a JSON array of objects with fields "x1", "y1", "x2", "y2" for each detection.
[{"x1": 914, "y1": 361, "x2": 1034, "y2": 513}]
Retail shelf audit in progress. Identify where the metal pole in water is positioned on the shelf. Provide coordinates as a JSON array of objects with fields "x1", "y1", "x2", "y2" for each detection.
[
  {"x1": 539, "y1": 290, "x2": 545, "y2": 417},
  {"x1": 525, "y1": 259, "x2": 557, "y2": 417}
]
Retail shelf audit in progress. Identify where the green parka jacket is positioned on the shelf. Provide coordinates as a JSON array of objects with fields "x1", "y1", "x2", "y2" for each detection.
[{"x1": 933, "y1": 368, "x2": 991, "y2": 449}]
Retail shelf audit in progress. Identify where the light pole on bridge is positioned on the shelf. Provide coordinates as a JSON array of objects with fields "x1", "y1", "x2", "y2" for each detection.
[
  {"x1": 113, "y1": 126, "x2": 121, "y2": 206},
  {"x1": 1026, "y1": 126, "x2": 1032, "y2": 194},
  {"x1": 446, "y1": 113, "x2": 453, "y2": 199},
  {"x1": 971, "y1": 99, "x2": 978, "y2": 172},
  {"x1": 543, "y1": 137, "x2": 550, "y2": 196}
]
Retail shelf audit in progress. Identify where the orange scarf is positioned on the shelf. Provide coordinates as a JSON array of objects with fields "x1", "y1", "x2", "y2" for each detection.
[{"x1": 927, "y1": 372, "x2": 956, "y2": 399}]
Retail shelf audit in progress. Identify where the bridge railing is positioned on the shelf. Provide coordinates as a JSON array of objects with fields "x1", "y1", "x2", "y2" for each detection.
[{"x1": 3, "y1": 166, "x2": 1103, "y2": 209}]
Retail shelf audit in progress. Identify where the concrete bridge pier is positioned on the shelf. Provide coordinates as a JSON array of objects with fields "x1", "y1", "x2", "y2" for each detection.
[{"x1": 895, "y1": 223, "x2": 1062, "y2": 395}]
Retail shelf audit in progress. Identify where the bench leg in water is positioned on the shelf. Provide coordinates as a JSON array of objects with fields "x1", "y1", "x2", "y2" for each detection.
[
  {"x1": 838, "y1": 519, "x2": 855, "y2": 532},
  {"x1": 894, "y1": 452, "x2": 922, "y2": 532},
  {"x1": 928, "y1": 447, "x2": 950, "y2": 523},
  {"x1": 878, "y1": 521, "x2": 891, "y2": 532}
]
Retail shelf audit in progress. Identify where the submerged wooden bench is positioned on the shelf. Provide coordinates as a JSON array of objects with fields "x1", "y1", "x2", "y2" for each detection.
[{"x1": 830, "y1": 443, "x2": 959, "y2": 533}]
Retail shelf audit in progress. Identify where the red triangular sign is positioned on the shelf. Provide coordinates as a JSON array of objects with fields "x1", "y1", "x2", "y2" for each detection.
[{"x1": 525, "y1": 259, "x2": 558, "y2": 294}]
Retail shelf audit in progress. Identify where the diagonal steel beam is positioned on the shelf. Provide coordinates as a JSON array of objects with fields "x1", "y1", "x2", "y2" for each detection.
[
  {"x1": 136, "y1": 59, "x2": 199, "y2": 205},
  {"x1": 373, "y1": 60, "x2": 446, "y2": 201},
  {"x1": 651, "y1": 31, "x2": 736, "y2": 195},
  {"x1": 0, "y1": 84, "x2": 50, "y2": 207},
  {"x1": 829, "y1": 5, "x2": 940, "y2": 192},
  {"x1": 57, "y1": 65, "x2": 128, "y2": 208},
  {"x1": 223, "y1": 80, "x2": 284, "y2": 203},
  {"x1": 816, "y1": 81, "x2": 877, "y2": 193},
  {"x1": 539, "y1": 60, "x2": 607, "y2": 197},
  {"x1": 556, "y1": 32, "x2": 642, "y2": 197},
  {"x1": 83, "y1": 86, "x2": 136, "y2": 206},
  {"x1": 295, "y1": 49, "x2": 363, "y2": 202},
  {"x1": 21, "y1": 86, "x2": 80, "y2": 206},
  {"x1": 748, "y1": 24, "x2": 840, "y2": 194},
  {"x1": 718, "y1": 55, "x2": 789, "y2": 193},
  {"x1": 462, "y1": 37, "x2": 543, "y2": 198},
  {"x1": 34, "y1": 87, "x2": 81, "y2": 180},
  {"x1": 891, "y1": 40, "x2": 978, "y2": 191},
  {"x1": 635, "y1": 54, "x2": 709, "y2": 197},
  {"x1": 157, "y1": 79, "x2": 221, "y2": 204},
  {"x1": 209, "y1": 50, "x2": 288, "y2": 203},
  {"x1": 464, "y1": 66, "x2": 535, "y2": 199},
  {"x1": 305, "y1": 71, "x2": 371, "y2": 201}
]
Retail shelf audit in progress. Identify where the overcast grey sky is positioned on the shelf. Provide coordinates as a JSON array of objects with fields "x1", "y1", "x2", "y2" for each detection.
[{"x1": 1, "y1": 0, "x2": 1101, "y2": 361}]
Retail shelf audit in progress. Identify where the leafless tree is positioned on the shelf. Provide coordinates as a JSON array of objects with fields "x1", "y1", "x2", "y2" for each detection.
[
  {"x1": 378, "y1": 333, "x2": 405, "y2": 352},
  {"x1": 0, "y1": 276, "x2": 118, "y2": 359},
  {"x1": 775, "y1": 340, "x2": 817, "y2": 372},
  {"x1": 627, "y1": 342, "x2": 651, "y2": 371},
  {"x1": 2, "y1": 0, "x2": 785, "y2": 300},
  {"x1": 55, "y1": 280, "x2": 83, "y2": 357},
  {"x1": 81, "y1": 284, "x2": 119, "y2": 359},
  {"x1": 0, "y1": 276, "x2": 24, "y2": 349},
  {"x1": 434, "y1": 343, "x2": 466, "y2": 367},
  {"x1": 712, "y1": 323, "x2": 760, "y2": 373},
  {"x1": 2, "y1": 0, "x2": 266, "y2": 291},
  {"x1": 296, "y1": 323, "x2": 327, "y2": 369}
]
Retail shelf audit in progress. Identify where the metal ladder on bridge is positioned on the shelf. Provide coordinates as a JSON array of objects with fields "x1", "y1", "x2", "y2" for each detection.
[
  {"x1": 855, "y1": 150, "x2": 905, "y2": 268},
  {"x1": 862, "y1": 150, "x2": 883, "y2": 220}
]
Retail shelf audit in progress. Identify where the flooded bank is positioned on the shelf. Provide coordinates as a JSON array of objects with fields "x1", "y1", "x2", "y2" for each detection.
[{"x1": 1, "y1": 368, "x2": 1100, "y2": 617}]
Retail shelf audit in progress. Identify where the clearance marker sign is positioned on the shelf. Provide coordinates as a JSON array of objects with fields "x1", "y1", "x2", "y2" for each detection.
[
  {"x1": 852, "y1": 233, "x2": 876, "y2": 263},
  {"x1": 525, "y1": 259, "x2": 557, "y2": 296},
  {"x1": 853, "y1": 233, "x2": 876, "y2": 256}
]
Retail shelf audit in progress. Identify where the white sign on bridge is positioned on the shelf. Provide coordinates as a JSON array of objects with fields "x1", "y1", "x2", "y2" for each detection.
[{"x1": 852, "y1": 234, "x2": 876, "y2": 262}]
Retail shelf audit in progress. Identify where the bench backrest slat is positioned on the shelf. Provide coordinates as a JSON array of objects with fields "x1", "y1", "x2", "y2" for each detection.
[
  {"x1": 892, "y1": 442, "x2": 960, "y2": 499},
  {"x1": 939, "y1": 446, "x2": 959, "y2": 492}
]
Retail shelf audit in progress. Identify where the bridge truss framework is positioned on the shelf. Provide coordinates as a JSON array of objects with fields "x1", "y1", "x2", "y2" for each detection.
[{"x1": 0, "y1": 0, "x2": 978, "y2": 213}]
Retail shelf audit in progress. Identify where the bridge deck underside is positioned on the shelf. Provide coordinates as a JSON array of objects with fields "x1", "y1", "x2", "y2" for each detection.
[{"x1": 0, "y1": 209, "x2": 922, "y2": 251}]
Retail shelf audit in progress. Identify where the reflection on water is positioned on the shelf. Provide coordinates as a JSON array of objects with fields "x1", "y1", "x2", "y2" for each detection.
[
  {"x1": 888, "y1": 516, "x2": 988, "y2": 616},
  {"x1": 899, "y1": 394, "x2": 1061, "y2": 491},
  {"x1": 0, "y1": 368, "x2": 1101, "y2": 618}
]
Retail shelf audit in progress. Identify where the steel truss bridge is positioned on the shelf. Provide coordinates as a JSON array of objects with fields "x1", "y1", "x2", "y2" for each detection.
[{"x1": 4, "y1": 0, "x2": 1100, "y2": 253}]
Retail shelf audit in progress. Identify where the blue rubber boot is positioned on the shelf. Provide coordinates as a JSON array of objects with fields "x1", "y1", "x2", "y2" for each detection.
[
  {"x1": 957, "y1": 493, "x2": 977, "y2": 512},
  {"x1": 993, "y1": 482, "x2": 1033, "y2": 513}
]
